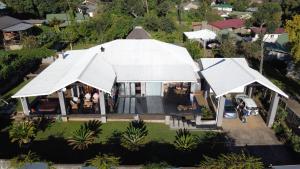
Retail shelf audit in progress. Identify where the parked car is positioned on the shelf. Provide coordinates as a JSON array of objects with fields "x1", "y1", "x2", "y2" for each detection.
[
  {"x1": 224, "y1": 99, "x2": 237, "y2": 119},
  {"x1": 235, "y1": 94, "x2": 259, "y2": 115}
]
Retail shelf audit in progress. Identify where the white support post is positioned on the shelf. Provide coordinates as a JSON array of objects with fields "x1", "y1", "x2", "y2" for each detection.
[
  {"x1": 125, "y1": 82, "x2": 130, "y2": 96},
  {"x1": 216, "y1": 96, "x2": 225, "y2": 127},
  {"x1": 58, "y1": 90, "x2": 67, "y2": 116},
  {"x1": 20, "y1": 97, "x2": 30, "y2": 116},
  {"x1": 99, "y1": 90, "x2": 107, "y2": 123},
  {"x1": 76, "y1": 86, "x2": 80, "y2": 97},
  {"x1": 71, "y1": 87, "x2": 74, "y2": 97},
  {"x1": 267, "y1": 92, "x2": 280, "y2": 128},
  {"x1": 161, "y1": 82, "x2": 164, "y2": 97},
  {"x1": 248, "y1": 87, "x2": 253, "y2": 98}
]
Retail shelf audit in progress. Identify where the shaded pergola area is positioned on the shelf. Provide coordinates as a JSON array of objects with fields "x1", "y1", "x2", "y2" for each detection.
[
  {"x1": 199, "y1": 58, "x2": 288, "y2": 128},
  {"x1": 18, "y1": 82, "x2": 108, "y2": 122},
  {"x1": 114, "y1": 82, "x2": 201, "y2": 115}
]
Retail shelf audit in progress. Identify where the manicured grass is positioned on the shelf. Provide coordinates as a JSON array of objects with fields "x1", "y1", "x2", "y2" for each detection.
[{"x1": 36, "y1": 121, "x2": 210, "y2": 143}]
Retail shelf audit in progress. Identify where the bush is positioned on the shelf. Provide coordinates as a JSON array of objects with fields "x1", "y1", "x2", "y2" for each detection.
[
  {"x1": 174, "y1": 128, "x2": 197, "y2": 151},
  {"x1": 10, "y1": 151, "x2": 40, "y2": 169},
  {"x1": 201, "y1": 107, "x2": 214, "y2": 120},
  {"x1": 291, "y1": 134, "x2": 300, "y2": 153},
  {"x1": 121, "y1": 120, "x2": 148, "y2": 151},
  {"x1": 159, "y1": 17, "x2": 176, "y2": 33},
  {"x1": 142, "y1": 162, "x2": 170, "y2": 169},
  {"x1": 9, "y1": 121, "x2": 37, "y2": 148},
  {"x1": 85, "y1": 154, "x2": 120, "y2": 169},
  {"x1": 184, "y1": 41, "x2": 203, "y2": 60}
]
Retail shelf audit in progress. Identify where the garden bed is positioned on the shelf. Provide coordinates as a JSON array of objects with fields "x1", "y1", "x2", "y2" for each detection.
[{"x1": 0, "y1": 120, "x2": 228, "y2": 166}]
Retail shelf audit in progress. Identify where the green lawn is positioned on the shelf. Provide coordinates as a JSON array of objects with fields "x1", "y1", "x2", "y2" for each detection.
[{"x1": 36, "y1": 121, "x2": 211, "y2": 143}]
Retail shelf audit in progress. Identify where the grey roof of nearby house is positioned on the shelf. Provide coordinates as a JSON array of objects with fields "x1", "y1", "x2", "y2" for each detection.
[
  {"x1": 126, "y1": 26, "x2": 151, "y2": 39},
  {"x1": 0, "y1": 16, "x2": 33, "y2": 32}
]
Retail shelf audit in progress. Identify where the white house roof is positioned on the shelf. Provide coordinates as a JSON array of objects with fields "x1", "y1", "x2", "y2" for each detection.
[
  {"x1": 184, "y1": 29, "x2": 217, "y2": 41},
  {"x1": 13, "y1": 39, "x2": 198, "y2": 98},
  {"x1": 200, "y1": 58, "x2": 288, "y2": 98}
]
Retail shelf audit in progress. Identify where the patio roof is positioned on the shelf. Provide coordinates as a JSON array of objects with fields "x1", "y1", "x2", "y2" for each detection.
[
  {"x1": 200, "y1": 58, "x2": 288, "y2": 98},
  {"x1": 13, "y1": 39, "x2": 198, "y2": 98}
]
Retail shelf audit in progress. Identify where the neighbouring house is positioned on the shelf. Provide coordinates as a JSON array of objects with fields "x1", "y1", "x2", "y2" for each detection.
[
  {"x1": 78, "y1": 0, "x2": 98, "y2": 17},
  {"x1": 46, "y1": 13, "x2": 89, "y2": 27},
  {"x1": 229, "y1": 11, "x2": 252, "y2": 20},
  {"x1": 12, "y1": 39, "x2": 200, "y2": 123},
  {"x1": 23, "y1": 19, "x2": 46, "y2": 27},
  {"x1": 199, "y1": 58, "x2": 288, "y2": 127},
  {"x1": 126, "y1": 26, "x2": 151, "y2": 39},
  {"x1": 0, "y1": 16, "x2": 33, "y2": 50},
  {"x1": 193, "y1": 19, "x2": 245, "y2": 33},
  {"x1": 250, "y1": 27, "x2": 289, "y2": 60},
  {"x1": 211, "y1": 3, "x2": 233, "y2": 18},
  {"x1": 183, "y1": 1, "x2": 199, "y2": 11},
  {"x1": 246, "y1": 7, "x2": 258, "y2": 12},
  {"x1": 183, "y1": 29, "x2": 217, "y2": 47}
]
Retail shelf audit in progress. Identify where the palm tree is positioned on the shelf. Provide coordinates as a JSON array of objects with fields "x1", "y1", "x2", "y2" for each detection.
[
  {"x1": 68, "y1": 125, "x2": 95, "y2": 150},
  {"x1": 174, "y1": 128, "x2": 197, "y2": 151},
  {"x1": 9, "y1": 121, "x2": 36, "y2": 148},
  {"x1": 84, "y1": 120, "x2": 102, "y2": 138},
  {"x1": 85, "y1": 154, "x2": 120, "y2": 169},
  {"x1": 121, "y1": 120, "x2": 148, "y2": 151},
  {"x1": 199, "y1": 152, "x2": 264, "y2": 169}
]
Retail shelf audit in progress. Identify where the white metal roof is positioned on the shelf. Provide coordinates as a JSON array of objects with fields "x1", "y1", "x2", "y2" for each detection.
[
  {"x1": 200, "y1": 58, "x2": 288, "y2": 98},
  {"x1": 184, "y1": 29, "x2": 217, "y2": 41},
  {"x1": 13, "y1": 39, "x2": 198, "y2": 98}
]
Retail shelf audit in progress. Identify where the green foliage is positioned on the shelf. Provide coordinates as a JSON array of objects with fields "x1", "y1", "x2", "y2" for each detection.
[
  {"x1": 142, "y1": 162, "x2": 170, "y2": 169},
  {"x1": 0, "y1": 48, "x2": 54, "y2": 90},
  {"x1": 291, "y1": 134, "x2": 300, "y2": 153},
  {"x1": 237, "y1": 41, "x2": 260, "y2": 59},
  {"x1": 21, "y1": 36, "x2": 39, "y2": 49},
  {"x1": 199, "y1": 152, "x2": 264, "y2": 169},
  {"x1": 253, "y1": 2, "x2": 282, "y2": 33},
  {"x1": 184, "y1": 41, "x2": 203, "y2": 59},
  {"x1": 84, "y1": 120, "x2": 102, "y2": 138},
  {"x1": 285, "y1": 15, "x2": 300, "y2": 62},
  {"x1": 160, "y1": 17, "x2": 176, "y2": 33},
  {"x1": 201, "y1": 107, "x2": 214, "y2": 120},
  {"x1": 281, "y1": 0, "x2": 300, "y2": 21},
  {"x1": 156, "y1": 1, "x2": 171, "y2": 17},
  {"x1": 174, "y1": 128, "x2": 197, "y2": 151},
  {"x1": 218, "y1": 37, "x2": 237, "y2": 58},
  {"x1": 68, "y1": 125, "x2": 95, "y2": 150},
  {"x1": 121, "y1": 120, "x2": 148, "y2": 151},
  {"x1": 85, "y1": 154, "x2": 120, "y2": 169},
  {"x1": 10, "y1": 151, "x2": 40, "y2": 169},
  {"x1": 228, "y1": 0, "x2": 249, "y2": 11},
  {"x1": 9, "y1": 121, "x2": 37, "y2": 147},
  {"x1": 144, "y1": 13, "x2": 160, "y2": 31},
  {"x1": 3, "y1": 0, "x2": 81, "y2": 18}
]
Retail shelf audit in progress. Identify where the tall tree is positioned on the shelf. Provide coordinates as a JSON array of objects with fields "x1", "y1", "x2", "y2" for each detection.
[
  {"x1": 281, "y1": 0, "x2": 300, "y2": 22},
  {"x1": 252, "y1": 2, "x2": 282, "y2": 74},
  {"x1": 285, "y1": 15, "x2": 300, "y2": 62}
]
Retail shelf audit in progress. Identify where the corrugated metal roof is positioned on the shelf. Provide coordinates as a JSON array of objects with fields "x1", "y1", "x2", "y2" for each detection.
[
  {"x1": 2, "y1": 22, "x2": 33, "y2": 32},
  {"x1": 200, "y1": 58, "x2": 288, "y2": 98},
  {"x1": 184, "y1": 29, "x2": 217, "y2": 41},
  {"x1": 210, "y1": 19, "x2": 245, "y2": 29}
]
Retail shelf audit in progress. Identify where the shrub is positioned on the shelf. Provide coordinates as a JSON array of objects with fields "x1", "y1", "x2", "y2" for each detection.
[
  {"x1": 142, "y1": 162, "x2": 170, "y2": 169},
  {"x1": 291, "y1": 134, "x2": 300, "y2": 153},
  {"x1": 121, "y1": 120, "x2": 148, "y2": 151},
  {"x1": 68, "y1": 125, "x2": 95, "y2": 150},
  {"x1": 184, "y1": 41, "x2": 203, "y2": 60},
  {"x1": 85, "y1": 154, "x2": 120, "y2": 169},
  {"x1": 201, "y1": 107, "x2": 214, "y2": 120},
  {"x1": 9, "y1": 121, "x2": 37, "y2": 147},
  {"x1": 174, "y1": 128, "x2": 197, "y2": 151},
  {"x1": 10, "y1": 151, "x2": 40, "y2": 169},
  {"x1": 84, "y1": 120, "x2": 102, "y2": 138},
  {"x1": 199, "y1": 152, "x2": 264, "y2": 169}
]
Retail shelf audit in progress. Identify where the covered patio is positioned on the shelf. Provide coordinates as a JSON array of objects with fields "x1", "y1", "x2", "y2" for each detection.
[
  {"x1": 12, "y1": 39, "x2": 201, "y2": 122},
  {"x1": 199, "y1": 58, "x2": 288, "y2": 128}
]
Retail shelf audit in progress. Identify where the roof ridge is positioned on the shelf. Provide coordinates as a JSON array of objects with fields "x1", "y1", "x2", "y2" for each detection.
[{"x1": 230, "y1": 58, "x2": 256, "y2": 80}]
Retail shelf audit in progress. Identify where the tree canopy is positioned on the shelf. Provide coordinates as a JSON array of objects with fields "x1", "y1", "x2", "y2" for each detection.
[{"x1": 286, "y1": 15, "x2": 300, "y2": 62}]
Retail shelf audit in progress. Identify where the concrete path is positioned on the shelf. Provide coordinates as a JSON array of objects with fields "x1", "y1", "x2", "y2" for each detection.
[
  {"x1": 222, "y1": 115, "x2": 297, "y2": 165},
  {"x1": 223, "y1": 115, "x2": 281, "y2": 146}
]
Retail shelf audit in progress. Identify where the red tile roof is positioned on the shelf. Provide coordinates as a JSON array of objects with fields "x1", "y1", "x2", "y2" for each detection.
[
  {"x1": 250, "y1": 27, "x2": 285, "y2": 34},
  {"x1": 209, "y1": 19, "x2": 245, "y2": 29}
]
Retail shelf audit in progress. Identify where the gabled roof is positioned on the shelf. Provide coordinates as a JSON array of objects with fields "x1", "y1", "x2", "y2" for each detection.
[
  {"x1": 13, "y1": 39, "x2": 199, "y2": 98},
  {"x1": 210, "y1": 19, "x2": 245, "y2": 30},
  {"x1": 212, "y1": 3, "x2": 233, "y2": 8},
  {"x1": 200, "y1": 58, "x2": 288, "y2": 98},
  {"x1": 126, "y1": 26, "x2": 151, "y2": 39},
  {"x1": 0, "y1": 16, "x2": 33, "y2": 32}
]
